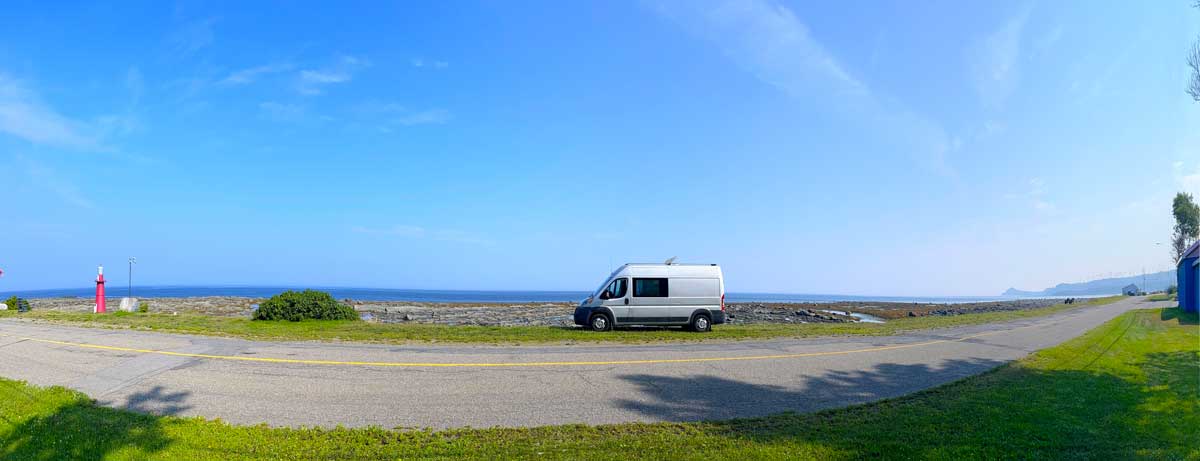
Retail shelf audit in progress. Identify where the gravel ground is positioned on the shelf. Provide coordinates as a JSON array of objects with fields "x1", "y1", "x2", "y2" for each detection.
[{"x1": 24, "y1": 296, "x2": 1068, "y2": 326}]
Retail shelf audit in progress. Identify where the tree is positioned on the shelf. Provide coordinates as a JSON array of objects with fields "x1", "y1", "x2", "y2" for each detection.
[
  {"x1": 1172, "y1": 192, "x2": 1200, "y2": 263},
  {"x1": 1191, "y1": 2, "x2": 1200, "y2": 101}
]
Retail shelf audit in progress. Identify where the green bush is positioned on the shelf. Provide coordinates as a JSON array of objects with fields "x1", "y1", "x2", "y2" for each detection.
[
  {"x1": 1167, "y1": 285, "x2": 1178, "y2": 296},
  {"x1": 137, "y1": 301, "x2": 149, "y2": 313},
  {"x1": 253, "y1": 290, "x2": 358, "y2": 322},
  {"x1": 2, "y1": 296, "x2": 30, "y2": 313}
]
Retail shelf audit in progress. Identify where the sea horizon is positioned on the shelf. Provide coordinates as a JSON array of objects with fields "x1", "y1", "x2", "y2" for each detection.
[{"x1": 0, "y1": 285, "x2": 1085, "y2": 305}]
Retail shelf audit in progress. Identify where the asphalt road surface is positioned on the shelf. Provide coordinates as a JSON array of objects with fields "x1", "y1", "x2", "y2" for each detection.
[{"x1": 0, "y1": 296, "x2": 1169, "y2": 429}]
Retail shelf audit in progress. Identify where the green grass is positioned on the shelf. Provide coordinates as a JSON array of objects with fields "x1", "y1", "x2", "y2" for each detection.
[
  {"x1": 0, "y1": 296, "x2": 1125, "y2": 345},
  {"x1": 1148, "y1": 293, "x2": 1178, "y2": 302},
  {"x1": 0, "y1": 306, "x2": 1194, "y2": 460}
]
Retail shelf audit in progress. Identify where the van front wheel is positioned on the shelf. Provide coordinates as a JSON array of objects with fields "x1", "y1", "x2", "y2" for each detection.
[
  {"x1": 589, "y1": 314, "x2": 612, "y2": 332},
  {"x1": 690, "y1": 314, "x2": 712, "y2": 333}
]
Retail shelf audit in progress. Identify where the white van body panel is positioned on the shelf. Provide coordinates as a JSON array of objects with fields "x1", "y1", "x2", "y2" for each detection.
[{"x1": 575, "y1": 263, "x2": 726, "y2": 327}]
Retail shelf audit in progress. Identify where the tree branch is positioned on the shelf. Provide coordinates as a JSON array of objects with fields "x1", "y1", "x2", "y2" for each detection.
[{"x1": 1190, "y1": 39, "x2": 1200, "y2": 102}]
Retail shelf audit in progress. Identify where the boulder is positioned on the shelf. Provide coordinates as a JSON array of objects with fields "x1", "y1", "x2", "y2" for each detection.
[{"x1": 118, "y1": 297, "x2": 139, "y2": 312}]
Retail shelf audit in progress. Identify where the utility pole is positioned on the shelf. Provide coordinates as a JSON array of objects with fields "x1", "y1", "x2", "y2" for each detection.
[{"x1": 128, "y1": 257, "x2": 136, "y2": 298}]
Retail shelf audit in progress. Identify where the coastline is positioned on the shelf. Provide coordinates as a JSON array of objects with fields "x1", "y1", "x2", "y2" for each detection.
[
  {"x1": 23, "y1": 295, "x2": 1066, "y2": 326},
  {"x1": 1, "y1": 285, "x2": 1073, "y2": 305}
]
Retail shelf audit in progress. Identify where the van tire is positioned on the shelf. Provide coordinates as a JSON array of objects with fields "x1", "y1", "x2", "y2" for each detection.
[
  {"x1": 589, "y1": 313, "x2": 612, "y2": 332},
  {"x1": 689, "y1": 313, "x2": 712, "y2": 333}
]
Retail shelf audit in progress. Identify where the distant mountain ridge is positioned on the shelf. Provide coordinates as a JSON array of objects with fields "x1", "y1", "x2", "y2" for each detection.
[{"x1": 1003, "y1": 270, "x2": 1176, "y2": 297}]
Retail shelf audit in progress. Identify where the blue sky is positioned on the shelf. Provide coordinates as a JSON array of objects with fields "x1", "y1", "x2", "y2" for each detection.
[{"x1": 0, "y1": 0, "x2": 1197, "y2": 296}]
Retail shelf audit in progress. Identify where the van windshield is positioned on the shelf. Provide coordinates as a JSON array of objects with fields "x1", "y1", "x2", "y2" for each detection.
[{"x1": 593, "y1": 267, "x2": 624, "y2": 295}]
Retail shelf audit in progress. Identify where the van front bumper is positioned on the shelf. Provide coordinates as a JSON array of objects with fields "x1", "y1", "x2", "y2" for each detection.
[{"x1": 573, "y1": 306, "x2": 592, "y2": 326}]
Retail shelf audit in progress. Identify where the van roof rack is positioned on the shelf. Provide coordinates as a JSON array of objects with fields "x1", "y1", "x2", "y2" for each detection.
[{"x1": 624, "y1": 262, "x2": 720, "y2": 267}]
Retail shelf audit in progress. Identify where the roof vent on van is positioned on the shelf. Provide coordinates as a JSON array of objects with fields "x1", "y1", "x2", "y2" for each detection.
[{"x1": 664, "y1": 256, "x2": 677, "y2": 265}]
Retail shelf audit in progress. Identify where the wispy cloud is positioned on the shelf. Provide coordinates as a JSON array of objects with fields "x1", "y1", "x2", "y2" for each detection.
[
  {"x1": 651, "y1": 0, "x2": 864, "y2": 99},
  {"x1": 352, "y1": 225, "x2": 427, "y2": 238},
  {"x1": 969, "y1": 5, "x2": 1031, "y2": 108},
  {"x1": 18, "y1": 155, "x2": 94, "y2": 209},
  {"x1": 650, "y1": 0, "x2": 955, "y2": 178},
  {"x1": 258, "y1": 101, "x2": 306, "y2": 122},
  {"x1": 219, "y1": 63, "x2": 293, "y2": 85},
  {"x1": 394, "y1": 109, "x2": 452, "y2": 126},
  {"x1": 1175, "y1": 161, "x2": 1200, "y2": 194},
  {"x1": 411, "y1": 58, "x2": 449, "y2": 69},
  {"x1": 1033, "y1": 25, "x2": 1064, "y2": 55},
  {"x1": 353, "y1": 102, "x2": 452, "y2": 130},
  {"x1": 1006, "y1": 177, "x2": 1056, "y2": 215},
  {"x1": 0, "y1": 73, "x2": 100, "y2": 150},
  {"x1": 297, "y1": 56, "x2": 370, "y2": 95},
  {"x1": 352, "y1": 225, "x2": 490, "y2": 245},
  {"x1": 165, "y1": 18, "x2": 216, "y2": 57}
]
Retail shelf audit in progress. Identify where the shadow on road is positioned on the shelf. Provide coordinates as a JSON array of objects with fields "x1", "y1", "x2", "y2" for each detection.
[
  {"x1": 122, "y1": 385, "x2": 193, "y2": 416},
  {"x1": 615, "y1": 358, "x2": 1002, "y2": 422},
  {"x1": 612, "y1": 349, "x2": 1198, "y2": 458}
]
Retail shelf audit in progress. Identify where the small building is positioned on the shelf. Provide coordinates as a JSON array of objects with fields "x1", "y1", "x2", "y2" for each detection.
[
  {"x1": 1177, "y1": 241, "x2": 1200, "y2": 313},
  {"x1": 1122, "y1": 284, "x2": 1140, "y2": 296}
]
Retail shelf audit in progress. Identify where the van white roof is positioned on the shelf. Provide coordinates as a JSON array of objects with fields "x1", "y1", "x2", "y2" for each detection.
[{"x1": 615, "y1": 263, "x2": 722, "y2": 278}]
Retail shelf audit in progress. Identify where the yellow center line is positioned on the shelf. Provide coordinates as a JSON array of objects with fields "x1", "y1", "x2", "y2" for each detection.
[{"x1": 0, "y1": 328, "x2": 1015, "y2": 368}]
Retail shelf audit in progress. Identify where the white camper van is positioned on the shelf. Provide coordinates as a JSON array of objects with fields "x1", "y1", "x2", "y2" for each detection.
[{"x1": 574, "y1": 263, "x2": 725, "y2": 332}]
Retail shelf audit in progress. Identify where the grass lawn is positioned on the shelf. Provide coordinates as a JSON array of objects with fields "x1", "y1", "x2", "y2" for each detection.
[
  {"x1": 0, "y1": 296, "x2": 1125, "y2": 345},
  {"x1": 1149, "y1": 293, "x2": 1178, "y2": 302},
  {"x1": 0, "y1": 306, "x2": 1194, "y2": 460}
]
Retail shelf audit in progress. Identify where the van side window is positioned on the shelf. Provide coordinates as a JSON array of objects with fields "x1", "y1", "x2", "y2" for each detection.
[
  {"x1": 633, "y1": 278, "x2": 669, "y2": 297},
  {"x1": 605, "y1": 278, "x2": 628, "y2": 298}
]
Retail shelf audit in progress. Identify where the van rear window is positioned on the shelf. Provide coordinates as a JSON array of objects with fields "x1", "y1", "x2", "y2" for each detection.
[{"x1": 633, "y1": 278, "x2": 669, "y2": 297}]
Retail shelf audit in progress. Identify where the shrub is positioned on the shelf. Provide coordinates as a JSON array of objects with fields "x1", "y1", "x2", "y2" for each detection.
[
  {"x1": 137, "y1": 301, "x2": 149, "y2": 313},
  {"x1": 253, "y1": 290, "x2": 358, "y2": 321},
  {"x1": 1167, "y1": 285, "x2": 1178, "y2": 296},
  {"x1": 2, "y1": 296, "x2": 30, "y2": 313}
]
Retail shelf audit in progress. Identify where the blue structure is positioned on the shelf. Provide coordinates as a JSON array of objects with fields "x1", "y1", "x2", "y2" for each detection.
[{"x1": 1178, "y1": 242, "x2": 1199, "y2": 313}]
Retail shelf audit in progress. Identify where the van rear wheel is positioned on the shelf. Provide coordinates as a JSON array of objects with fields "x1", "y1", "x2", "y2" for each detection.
[
  {"x1": 690, "y1": 314, "x2": 712, "y2": 333},
  {"x1": 589, "y1": 314, "x2": 612, "y2": 332}
]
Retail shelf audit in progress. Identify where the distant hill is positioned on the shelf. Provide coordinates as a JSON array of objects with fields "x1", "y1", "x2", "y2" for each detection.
[{"x1": 1003, "y1": 270, "x2": 1176, "y2": 297}]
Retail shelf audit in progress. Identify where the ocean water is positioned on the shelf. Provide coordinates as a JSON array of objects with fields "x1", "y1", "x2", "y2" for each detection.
[{"x1": 0, "y1": 285, "x2": 1048, "y2": 305}]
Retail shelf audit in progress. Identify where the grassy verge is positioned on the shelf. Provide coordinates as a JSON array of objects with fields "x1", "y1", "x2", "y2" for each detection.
[
  {"x1": 1, "y1": 306, "x2": 1194, "y2": 460},
  {"x1": 1148, "y1": 293, "x2": 1178, "y2": 302},
  {"x1": 0, "y1": 296, "x2": 1125, "y2": 345}
]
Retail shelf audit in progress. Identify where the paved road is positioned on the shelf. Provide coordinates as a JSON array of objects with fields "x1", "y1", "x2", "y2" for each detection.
[{"x1": 0, "y1": 297, "x2": 1169, "y2": 429}]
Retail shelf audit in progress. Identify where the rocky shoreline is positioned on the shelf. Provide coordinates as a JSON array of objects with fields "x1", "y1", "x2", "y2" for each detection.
[{"x1": 23, "y1": 296, "x2": 1069, "y2": 327}]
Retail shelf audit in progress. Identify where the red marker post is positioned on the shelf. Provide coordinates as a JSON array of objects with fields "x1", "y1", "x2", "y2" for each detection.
[{"x1": 95, "y1": 265, "x2": 106, "y2": 313}]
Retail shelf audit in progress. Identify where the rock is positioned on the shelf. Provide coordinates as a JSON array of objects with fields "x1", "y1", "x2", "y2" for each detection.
[
  {"x1": 403, "y1": 313, "x2": 414, "y2": 321},
  {"x1": 908, "y1": 311, "x2": 917, "y2": 317},
  {"x1": 0, "y1": 303, "x2": 6, "y2": 310},
  {"x1": 118, "y1": 297, "x2": 139, "y2": 312}
]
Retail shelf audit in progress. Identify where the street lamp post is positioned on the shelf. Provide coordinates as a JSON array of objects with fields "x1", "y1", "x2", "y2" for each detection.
[{"x1": 128, "y1": 257, "x2": 136, "y2": 298}]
